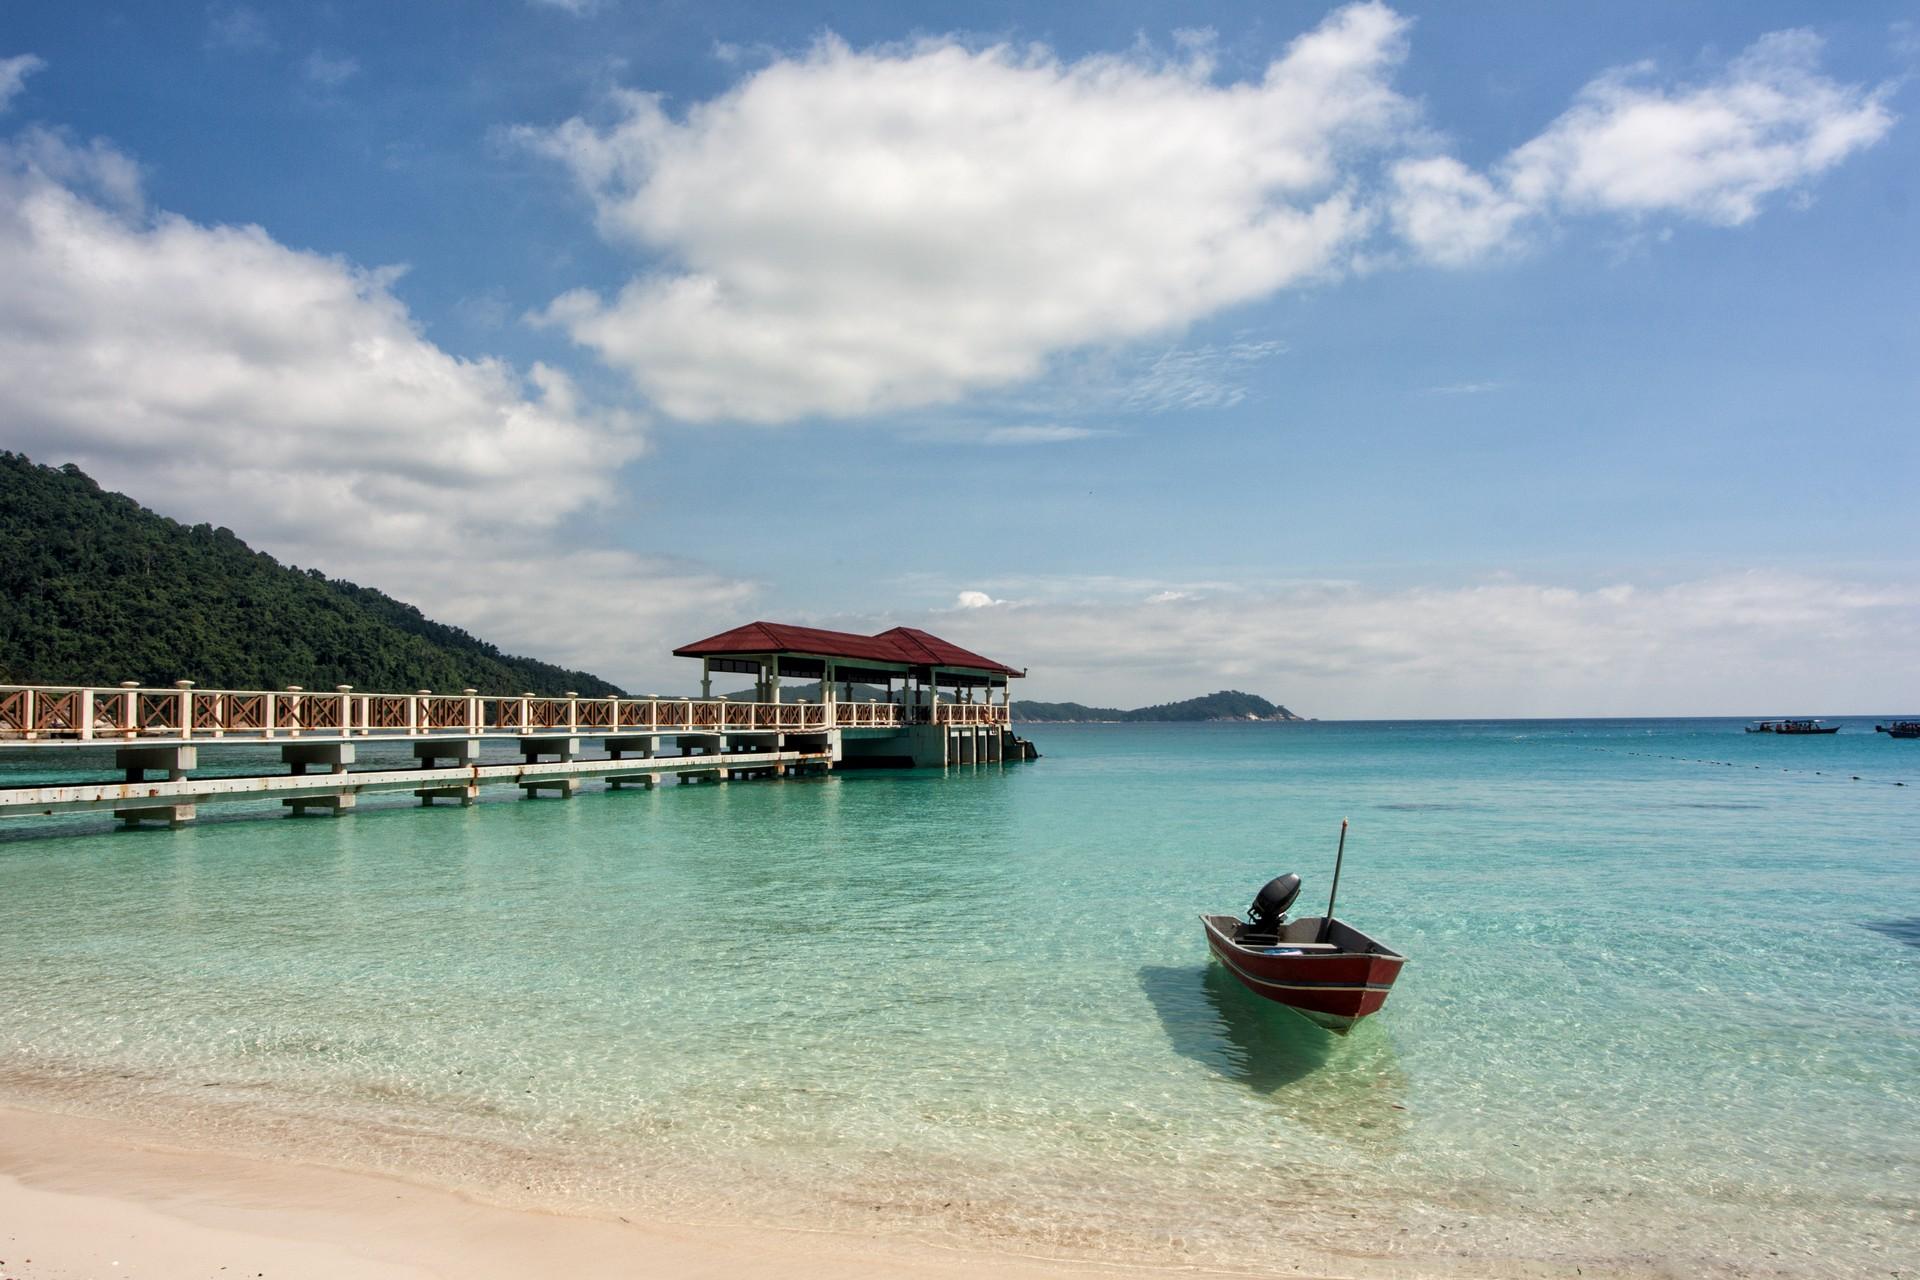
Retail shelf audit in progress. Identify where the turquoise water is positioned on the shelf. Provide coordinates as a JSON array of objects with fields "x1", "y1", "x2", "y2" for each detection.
[{"x1": 2, "y1": 721, "x2": 1916, "y2": 1277}]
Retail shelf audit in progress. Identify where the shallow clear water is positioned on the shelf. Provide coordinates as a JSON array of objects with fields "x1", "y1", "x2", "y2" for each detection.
[{"x1": 2, "y1": 721, "x2": 1916, "y2": 1276}]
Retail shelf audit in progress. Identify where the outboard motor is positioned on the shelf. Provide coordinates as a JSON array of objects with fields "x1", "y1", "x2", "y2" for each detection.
[{"x1": 1247, "y1": 873, "x2": 1302, "y2": 938}]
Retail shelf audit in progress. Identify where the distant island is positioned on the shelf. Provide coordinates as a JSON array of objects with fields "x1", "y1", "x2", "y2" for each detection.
[
  {"x1": 1013, "y1": 690, "x2": 1304, "y2": 723},
  {"x1": 0, "y1": 454, "x2": 623, "y2": 695}
]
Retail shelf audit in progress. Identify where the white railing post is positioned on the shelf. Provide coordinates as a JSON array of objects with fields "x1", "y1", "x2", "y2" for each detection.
[
  {"x1": 121, "y1": 681, "x2": 138, "y2": 737},
  {"x1": 409, "y1": 692, "x2": 424, "y2": 736},
  {"x1": 21, "y1": 689, "x2": 33, "y2": 741},
  {"x1": 565, "y1": 692, "x2": 579, "y2": 735},
  {"x1": 465, "y1": 688, "x2": 479, "y2": 735},
  {"x1": 79, "y1": 688, "x2": 94, "y2": 741},
  {"x1": 337, "y1": 686, "x2": 353, "y2": 737},
  {"x1": 180, "y1": 681, "x2": 197, "y2": 739}
]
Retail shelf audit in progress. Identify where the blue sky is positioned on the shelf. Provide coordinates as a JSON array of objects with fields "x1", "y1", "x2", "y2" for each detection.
[{"x1": 1, "y1": 2, "x2": 1915, "y2": 714}]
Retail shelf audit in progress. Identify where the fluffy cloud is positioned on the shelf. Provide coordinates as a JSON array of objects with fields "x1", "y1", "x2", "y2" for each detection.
[
  {"x1": 302, "y1": 51, "x2": 360, "y2": 88},
  {"x1": 0, "y1": 128, "x2": 747, "y2": 687},
  {"x1": 0, "y1": 54, "x2": 43, "y2": 113},
  {"x1": 1395, "y1": 29, "x2": 1894, "y2": 263},
  {"x1": 524, "y1": 3, "x2": 1414, "y2": 423},
  {"x1": 974, "y1": 425, "x2": 1105, "y2": 446},
  {"x1": 1388, "y1": 156, "x2": 1529, "y2": 267},
  {"x1": 909, "y1": 572, "x2": 1920, "y2": 717},
  {"x1": 204, "y1": 6, "x2": 273, "y2": 55},
  {"x1": 526, "y1": 9, "x2": 1893, "y2": 423}
]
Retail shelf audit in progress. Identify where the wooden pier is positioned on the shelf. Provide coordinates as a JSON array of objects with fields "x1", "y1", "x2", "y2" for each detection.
[{"x1": 0, "y1": 622, "x2": 1028, "y2": 827}]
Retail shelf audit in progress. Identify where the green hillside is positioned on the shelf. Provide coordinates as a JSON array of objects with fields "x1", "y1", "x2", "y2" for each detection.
[
  {"x1": 0, "y1": 453, "x2": 624, "y2": 696},
  {"x1": 1013, "y1": 690, "x2": 1302, "y2": 722}
]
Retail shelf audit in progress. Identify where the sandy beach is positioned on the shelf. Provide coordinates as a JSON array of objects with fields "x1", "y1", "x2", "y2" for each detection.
[{"x1": 0, "y1": 1105, "x2": 1290, "y2": 1280}]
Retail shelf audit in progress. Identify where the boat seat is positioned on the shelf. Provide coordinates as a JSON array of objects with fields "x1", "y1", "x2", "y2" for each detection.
[{"x1": 1238, "y1": 938, "x2": 1341, "y2": 952}]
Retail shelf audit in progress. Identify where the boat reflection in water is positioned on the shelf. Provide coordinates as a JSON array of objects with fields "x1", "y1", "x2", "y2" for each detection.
[{"x1": 1137, "y1": 963, "x2": 1408, "y2": 1146}]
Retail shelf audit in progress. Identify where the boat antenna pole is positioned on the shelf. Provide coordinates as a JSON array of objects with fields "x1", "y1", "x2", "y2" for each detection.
[{"x1": 1319, "y1": 819, "x2": 1349, "y2": 944}]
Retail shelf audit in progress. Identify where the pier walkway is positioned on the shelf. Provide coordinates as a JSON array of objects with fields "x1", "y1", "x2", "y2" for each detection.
[
  {"x1": 0, "y1": 682, "x2": 1015, "y2": 825},
  {"x1": 0, "y1": 621, "x2": 1030, "y2": 827}
]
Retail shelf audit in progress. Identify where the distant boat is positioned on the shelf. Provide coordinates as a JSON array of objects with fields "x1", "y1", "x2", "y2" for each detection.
[
  {"x1": 1201, "y1": 825, "x2": 1406, "y2": 1035},
  {"x1": 1876, "y1": 721, "x2": 1920, "y2": 739},
  {"x1": 1746, "y1": 720, "x2": 1840, "y2": 735}
]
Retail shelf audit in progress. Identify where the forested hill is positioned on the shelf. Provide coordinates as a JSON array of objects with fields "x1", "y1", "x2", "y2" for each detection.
[
  {"x1": 0, "y1": 454, "x2": 624, "y2": 695},
  {"x1": 1013, "y1": 690, "x2": 1303, "y2": 722}
]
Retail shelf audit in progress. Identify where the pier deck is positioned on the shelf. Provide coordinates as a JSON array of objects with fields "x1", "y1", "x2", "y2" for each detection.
[{"x1": 0, "y1": 682, "x2": 1016, "y2": 824}]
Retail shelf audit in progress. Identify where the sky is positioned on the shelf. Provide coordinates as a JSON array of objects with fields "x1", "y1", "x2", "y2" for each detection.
[{"x1": 0, "y1": 1, "x2": 1915, "y2": 716}]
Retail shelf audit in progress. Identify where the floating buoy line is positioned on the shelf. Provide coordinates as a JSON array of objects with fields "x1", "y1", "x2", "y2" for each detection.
[{"x1": 1578, "y1": 745, "x2": 1913, "y2": 789}]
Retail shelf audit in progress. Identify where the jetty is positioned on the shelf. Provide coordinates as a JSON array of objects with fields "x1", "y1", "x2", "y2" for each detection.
[{"x1": 0, "y1": 622, "x2": 1032, "y2": 826}]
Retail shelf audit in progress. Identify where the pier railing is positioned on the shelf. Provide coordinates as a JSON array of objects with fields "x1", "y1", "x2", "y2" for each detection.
[
  {"x1": 0, "y1": 683, "x2": 1011, "y2": 743},
  {"x1": 0, "y1": 683, "x2": 926, "y2": 743},
  {"x1": 933, "y1": 702, "x2": 1011, "y2": 727}
]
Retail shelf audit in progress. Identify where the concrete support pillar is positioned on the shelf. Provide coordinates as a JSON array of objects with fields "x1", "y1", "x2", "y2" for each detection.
[
  {"x1": 114, "y1": 741, "x2": 199, "y2": 827},
  {"x1": 414, "y1": 738, "x2": 480, "y2": 766},
  {"x1": 284, "y1": 793, "x2": 356, "y2": 817},
  {"x1": 281, "y1": 742, "x2": 354, "y2": 775},
  {"x1": 117, "y1": 745, "x2": 196, "y2": 782},
  {"x1": 117, "y1": 804, "x2": 196, "y2": 829},
  {"x1": 520, "y1": 778, "x2": 580, "y2": 799},
  {"x1": 518, "y1": 737, "x2": 580, "y2": 763},
  {"x1": 606, "y1": 735, "x2": 660, "y2": 790},
  {"x1": 677, "y1": 733, "x2": 728, "y2": 782},
  {"x1": 416, "y1": 784, "x2": 478, "y2": 807}
]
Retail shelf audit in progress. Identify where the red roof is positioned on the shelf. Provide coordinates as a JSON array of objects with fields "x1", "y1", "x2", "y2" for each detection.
[{"x1": 673, "y1": 621, "x2": 1021, "y2": 677}]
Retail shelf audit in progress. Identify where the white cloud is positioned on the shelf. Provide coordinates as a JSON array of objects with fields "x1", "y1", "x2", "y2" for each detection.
[
  {"x1": 954, "y1": 590, "x2": 1003, "y2": 609},
  {"x1": 1420, "y1": 379, "x2": 1504, "y2": 396},
  {"x1": 916, "y1": 571, "x2": 1920, "y2": 717},
  {"x1": 1396, "y1": 29, "x2": 1894, "y2": 264},
  {"x1": 976, "y1": 425, "x2": 1105, "y2": 446},
  {"x1": 0, "y1": 54, "x2": 44, "y2": 113},
  {"x1": 0, "y1": 129, "x2": 746, "y2": 688},
  {"x1": 1508, "y1": 31, "x2": 1892, "y2": 224},
  {"x1": 2, "y1": 125, "x2": 143, "y2": 212},
  {"x1": 302, "y1": 51, "x2": 360, "y2": 89},
  {"x1": 205, "y1": 5, "x2": 273, "y2": 54},
  {"x1": 1389, "y1": 155, "x2": 1529, "y2": 266},
  {"x1": 525, "y1": 9, "x2": 1892, "y2": 421},
  {"x1": 1116, "y1": 339, "x2": 1287, "y2": 413},
  {"x1": 523, "y1": 2, "x2": 1414, "y2": 423}
]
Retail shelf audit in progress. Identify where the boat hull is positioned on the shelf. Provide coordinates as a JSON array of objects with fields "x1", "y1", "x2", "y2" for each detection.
[
  {"x1": 1200, "y1": 914, "x2": 1405, "y2": 1034},
  {"x1": 1749, "y1": 719, "x2": 1840, "y2": 734}
]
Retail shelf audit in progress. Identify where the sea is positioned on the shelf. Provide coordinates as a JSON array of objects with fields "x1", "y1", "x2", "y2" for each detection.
[{"x1": 1, "y1": 719, "x2": 1915, "y2": 1278}]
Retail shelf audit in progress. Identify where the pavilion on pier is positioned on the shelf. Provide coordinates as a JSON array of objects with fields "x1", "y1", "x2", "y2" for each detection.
[{"x1": 672, "y1": 621, "x2": 1022, "y2": 765}]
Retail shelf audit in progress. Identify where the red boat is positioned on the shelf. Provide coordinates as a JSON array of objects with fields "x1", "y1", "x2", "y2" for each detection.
[{"x1": 1201, "y1": 826, "x2": 1406, "y2": 1034}]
